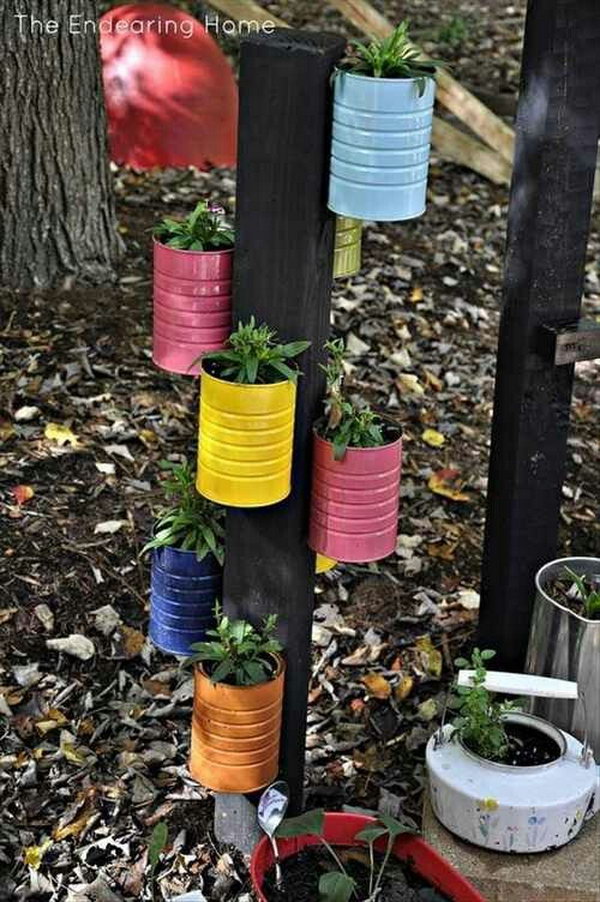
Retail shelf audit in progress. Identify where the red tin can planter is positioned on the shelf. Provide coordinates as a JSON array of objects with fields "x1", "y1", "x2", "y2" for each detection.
[
  {"x1": 153, "y1": 241, "x2": 233, "y2": 376},
  {"x1": 251, "y1": 812, "x2": 487, "y2": 902},
  {"x1": 309, "y1": 431, "x2": 402, "y2": 563}
]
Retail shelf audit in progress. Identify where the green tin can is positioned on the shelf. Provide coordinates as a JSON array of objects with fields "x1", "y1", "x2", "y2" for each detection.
[{"x1": 333, "y1": 216, "x2": 362, "y2": 278}]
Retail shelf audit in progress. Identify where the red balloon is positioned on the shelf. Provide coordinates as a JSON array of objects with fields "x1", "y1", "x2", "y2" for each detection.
[{"x1": 100, "y1": 4, "x2": 238, "y2": 170}]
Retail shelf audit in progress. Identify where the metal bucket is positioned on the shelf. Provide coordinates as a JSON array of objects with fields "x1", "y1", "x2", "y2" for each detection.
[
  {"x1": 525, "y1": 557, "x2": 600, "y2": 756},
  {"x1": 328, "y1": 71, "x2": 435, "y2": 222},
  {"x1": 149, "y1": 549, "x2": 221, "y2": 656},
  {"x1": 308, "y1": 431, "x2": 402, "y2": 563},
  {"x1": 333, "y1": 216, "x2": 362, "y2": 278},
  {"x1": 153, "y1": 241, "x2": 233, "y2": 376}
]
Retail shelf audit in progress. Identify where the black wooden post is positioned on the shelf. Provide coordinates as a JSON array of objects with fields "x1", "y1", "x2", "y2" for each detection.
[
  {"x1": 214, "y1": 29, "x2": 345, "y2": 849},
  {"x1": 479, "y1": 0, "x2": 600, "y2": 669}
]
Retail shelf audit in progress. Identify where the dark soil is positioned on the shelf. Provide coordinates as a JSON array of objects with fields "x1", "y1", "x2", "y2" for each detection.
[
  {"x1": 545, "y1": 572, "x2": 600, "y2": 621},
  {"x1": 263, "y1": 845, "x2": 449, "y2": 902},
  {"x1": 466, "y1": 721, "x2": 561, "y2": 766}
]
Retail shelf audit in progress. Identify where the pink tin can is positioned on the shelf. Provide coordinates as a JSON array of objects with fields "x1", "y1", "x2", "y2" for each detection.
[
  {"x1": 309, "y1": 431, "x2": 402, "y2": 563},
  {"x1": 153, "y1": 241, "x2": 233, "y2": 376}
]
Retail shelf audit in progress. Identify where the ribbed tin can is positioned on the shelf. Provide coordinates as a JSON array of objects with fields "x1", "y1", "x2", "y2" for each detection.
[
  {"x1": 153, "y1": 241, "x2": 233, "y2": 376},
  {"x1": 333, "y1": 216, "x2": 362, "y2": 278},
  {"x1": 309, "y1": 432, "x2": 402, "y2": 563},
  {"x1": 328, "y1": 71, "x2": 435, "y2": 222},
  {"x1": 197, "y1": 366, "x2": 296, "y2": 507},
  {"x1": 149, "y1": 549, "x2": 221, "y2": 656},
  {"x1": 190, "y1": 655, "x2": 285, "y2": 793}
]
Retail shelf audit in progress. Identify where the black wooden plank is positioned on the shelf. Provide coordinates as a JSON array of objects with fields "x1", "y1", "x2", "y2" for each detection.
[
  {"x1": 479, "y1": 0, "x2": 600, "y2": 669},
  {"x1": 221, "y1": 28, "x2": 345, "y2": 817}
]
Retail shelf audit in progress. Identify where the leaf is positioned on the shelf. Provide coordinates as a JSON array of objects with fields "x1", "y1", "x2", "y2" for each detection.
[
  {"x1": 11, "y1": 484, "x2": 34, "y2": 505},
  {"x1": 396, "y1": 373, "x2": 425, "y2": 396},
  {"x1": 23, "y1": 838, "x2": 52, "y2": 870},
  {"x1": 44, "y1": 422, "x2": 79, "y2": 447},
  {"x1": 428, "y1": 469, "x2": 471, "y2": 502},
  {"x1": 394, "y1": 673, "x2": 414, "y2": 701},
  {"x1": 417, "y1": 698, "x2": 438, "y2": 721},
  {"x1": 409, "y1": 284, "x2": 423, "y2": 303},
  {"x1": 318, "y1": 872, "x2": 356, "y2": 902},
  {"x1": 46, "y1": 634, "x2": 95, "y2": 660},
  {"x1": 94, "y1": 519, "x2": 128, "y2": 535},
  {"x1": 148, "y1": 821, "x2": 168, "y2": 868},
  {"x1": 377, "y1": 811, "x2": 419, "y2": 837},
  {"x1": 354, "y1": 825, "x2": 387, "y2": 844},
  {"x1": 415, "y1": 636, "x2": 443, "y2": 678},
  {"x1": 277, "y1": 808, "x2": 325, "y2": 839},
  {"x1": 53, "y1": 806, "x2": 95, "y2": 841},
  {"x1": 361, "y1": 672, "x2": 391, "y2": 700},
  {"x1": 422, "y1": 428, "x2": 445, "y2": 448}
]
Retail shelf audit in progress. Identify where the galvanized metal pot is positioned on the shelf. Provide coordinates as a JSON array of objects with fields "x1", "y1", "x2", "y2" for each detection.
[
  {"x1": 526, "y1": 557, "x2": 600, "y2": 756},
  {"x1": 333, "y1": 216, "x2": 362, "y2": 278},
  {"x1": 153, "y1": 241, "x2": 233, "y2": 376},
  {"x1": 149, "y1": 548, "x2": 221, "y2": 657},
  {"x1": 190, "y1": 654, "x2": 285, "y2": 793},
  {"x1": 197, "y1": 365, "x2": 296, "y2": 507},
  {"x1": 308, "y1": 431, "x2": 402, "y2": 563},
  {"x1": 427, "y1": 713, "x2": 599, "y2": 853},
  {"x1": 328, "y1": 71, "x2": 436, "y2": 222}
]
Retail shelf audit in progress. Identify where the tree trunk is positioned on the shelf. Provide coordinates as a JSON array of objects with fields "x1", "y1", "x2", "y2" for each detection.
[{"x1": 0, "y1": 2, "x2": 120, "y2": 291}]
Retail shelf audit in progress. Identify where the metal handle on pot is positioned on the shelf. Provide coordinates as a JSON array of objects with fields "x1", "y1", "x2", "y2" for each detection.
[{"x1": 435, "y1": 671, "x2": 593, "y2": 765}]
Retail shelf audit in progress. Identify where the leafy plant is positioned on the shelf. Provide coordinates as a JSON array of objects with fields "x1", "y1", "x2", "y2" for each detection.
[
  {"x1": 202, "y1": 316, "x2": 310, "y2": 385},
  {"x1": 189, "y1": 602, "x2": 283, "y2": 686},
  {"x1": 564, "y1": 566, "x2": 600, "y2": 620},
  {"x1": 276, "y1": 808, "x2": 418, "y2": 901},
  {"x1": 450, "y1": 648, "x2": 521, "y2": 761},
  {"x1": 147, "y1": 821, "x2": 168, "y2": 899},
  {"x1": 319, "y1": 338, "x2": 387, "y2": 460},
  {"x1": 435, "y1": 16, "x2": 469, "y2": 49},
  {"x1": 142, "y1": 459, "x2": 225, "y2": 565},
  {"x1": 153, "y1": 199, "x2": 234, "y2": 251},
  {"x1": 342, "y1": 20, "x2": 441, "y2": 92}
]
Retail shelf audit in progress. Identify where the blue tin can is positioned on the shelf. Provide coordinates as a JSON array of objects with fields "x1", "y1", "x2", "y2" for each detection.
[
  {"x1": 149, "y1": 548, "x2": 221, "y2": 656},
  {"x1": 328, "y1": 71, "x2": 436, "y2": 222}
]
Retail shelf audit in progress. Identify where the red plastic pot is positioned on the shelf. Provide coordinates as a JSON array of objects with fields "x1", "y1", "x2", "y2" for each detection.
[
  {"x1": 308, "y1": 432, "x2": 402, "y2": 563},
  {"x1": 251, "y1": 812, "x2": 487, "y2": 902},
  {"x1": 153, "y1": 241, "x2": 233, "y2": 376}
]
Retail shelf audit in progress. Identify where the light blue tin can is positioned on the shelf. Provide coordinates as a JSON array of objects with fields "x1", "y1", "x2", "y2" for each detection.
[{"x1": 328, "y1": 71, "x2": 436, "y2": 222}]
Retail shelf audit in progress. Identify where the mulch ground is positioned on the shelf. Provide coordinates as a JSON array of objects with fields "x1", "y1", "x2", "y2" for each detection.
[{"x1": 1, "y1": 1, "x2": 599, "y2": 900}]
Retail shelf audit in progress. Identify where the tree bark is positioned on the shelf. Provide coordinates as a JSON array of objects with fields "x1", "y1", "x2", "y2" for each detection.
[{"x1": 0, "y1": 2, "x2": 120, "y2": 291}]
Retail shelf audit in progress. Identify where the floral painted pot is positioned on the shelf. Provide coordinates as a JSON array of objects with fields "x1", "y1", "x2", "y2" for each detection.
[
  {"x1": 333, "y1": 216, "x2": 362, "y2": 278},
  {"x1": 190, "y1": 654, "x2": 285, "y2": 793},
  {"x1": 197, "y1": 364, "x2": 296, "y2": 507},
  {"x1": 526, "y1": 557, "x2": 600, "y2": 756},
  {"x1": 149, "y1": 548, "x2": 221, "y2": 656},
  {"x1": 328, "y1": 71, "x2": 436, "y2": 222},
  {"x1": 308, "y1": 431, "x2": 402, "y2": 563},
  {"x1": 153, "y1": 241, "x2": 233, "y2": 376},
  {"x1": 251, "y1": 812, "x2": 487, "y2": 902}
]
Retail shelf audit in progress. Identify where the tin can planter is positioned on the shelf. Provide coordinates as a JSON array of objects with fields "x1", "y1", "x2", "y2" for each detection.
[
  {"x1": 426, "y1": 673, "x2": 600, "y2": 854},
  {"x1": 197, "y1": 364, "x2": 296, "y2": 507},
  {"x1": 308, "y1": 431, "x2": 402, "y2": 563},
  {"x1": 333, "y1": 216, "x2": 362, "y2": 278},
  {"x1": 153, "y1": 241, "x2": 233, "y2": 376},
  {"x1": 251, "y1": 812, "x2": 487, "y2": 902},
  {"x1": 328, "y1": 71, "x2": 436, "y2": 222},
  {"x1": 190, "y1": 654, "x2": 285, "y2": 793},
  {"x1": 526, "y1": 556, "x2": 600, "y2": 755},
  {"x1": 149, "y1": 548, "x2": 221, "y2": 656}
]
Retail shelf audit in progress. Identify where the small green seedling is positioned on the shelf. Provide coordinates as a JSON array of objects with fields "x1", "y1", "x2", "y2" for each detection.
[
  {"x1": 189, "y1": 602, "x2": 283, "y2": 686},
  {"x1": 450, "y1": 648, "x2": 521, "y2": 761},
  {"x1": 564, "y1": 566, "x2": 600, "y2": 620},
  {"x1": 319, "y1": 338, "x2": 387, "y2": 460},
  {"x1": 147, "y1": 821, "x2": 168, "y2": 899},
  {"x1": 276, "y1": 808, "x2": 418, "y2": 901},
  {"x1": 202, "y1": 316, "x2": 310, "y2": 385},
  {"x1": 142, "y1": 459, "x2": 225, "y2": 565},
  {"x1": 153, "y1": 199, "x2": 234, "y2": 251},
  {"x1": 343, "y1": 20, "x2": 442, "y2": 94}
]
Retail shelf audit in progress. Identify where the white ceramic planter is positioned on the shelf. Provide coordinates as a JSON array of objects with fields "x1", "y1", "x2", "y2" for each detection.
[{"x1": 426, "y1": 673, "x2": 600, "y2": 853}]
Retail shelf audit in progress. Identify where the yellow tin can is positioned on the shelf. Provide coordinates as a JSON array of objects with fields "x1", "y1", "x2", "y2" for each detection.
[
  {"x1": 197, "y1": 366, "x2": 296, "y2": 507},
  {"x1": 333, "y1": 216, "x2": 362, "y2": 278}
]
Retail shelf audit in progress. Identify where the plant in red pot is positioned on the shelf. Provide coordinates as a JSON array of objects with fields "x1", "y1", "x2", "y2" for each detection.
[
  {"x1": 251, "y1": 808, "x2": 487, "y2": 901},
  {"x1": 309, "y1": 339, "x2": 402, "y2": 563},
  {"x1": 152, "y1": 200, "x2": 234, "y2": 376}
]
